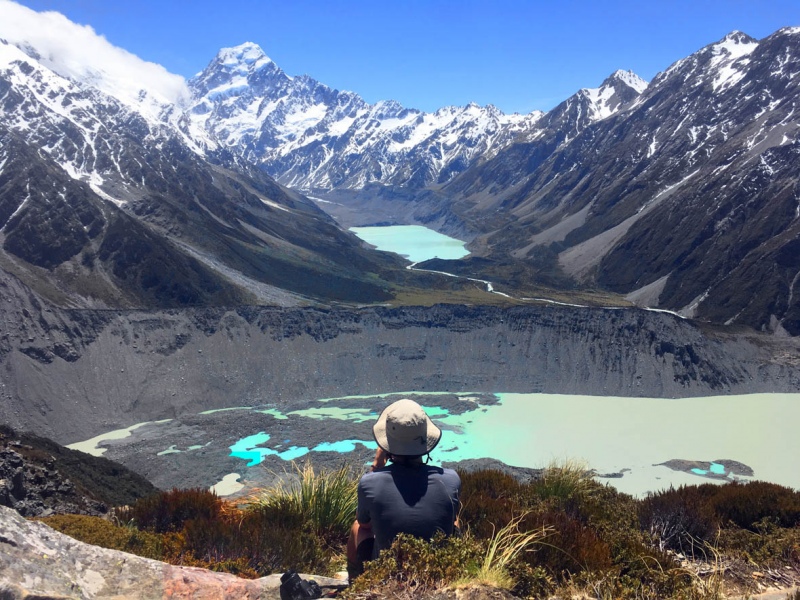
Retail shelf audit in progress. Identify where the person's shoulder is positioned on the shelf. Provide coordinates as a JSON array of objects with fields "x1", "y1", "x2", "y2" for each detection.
[
  {"x1": 442, "y1": 467, "x2": 461, "y2": 481},
  {"x1": 426, "y1": 465, "x2": 461, "y2": 480},
  {"x1": 359, "y1": 467, "x2": 392, "y2": 485}
]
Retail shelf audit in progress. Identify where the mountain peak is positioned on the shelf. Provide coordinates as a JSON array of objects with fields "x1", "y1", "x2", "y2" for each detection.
[
  {"x1": 215, "y1": 42, "x2": 273, "y2": 69},
  {"x1": 710, "y1": 30, "x2": 758, "y2": 57},
  {"x1": 605, "y1": 70, "x2": 648, "y2": 94},
  {"x1": 719, "y1": 30, "x2": 757, "y2": 45}
]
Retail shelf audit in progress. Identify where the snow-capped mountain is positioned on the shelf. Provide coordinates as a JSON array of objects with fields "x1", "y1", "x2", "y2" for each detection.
[
  {"x1": 443, "y1": 28, "x2": 800, "y2": 334},
  {"x1": 2, "y1": 0, "x2": 800, "y2": 335},
  {"x1": 520, "y1": 69, "x2": 649, "y2": 146},
  {"x1": 0, "y1": 35, "x2": 399, "y2": 308},
  {"x1": 187, "y1": 42, "x2": 544, "y2": 191}
]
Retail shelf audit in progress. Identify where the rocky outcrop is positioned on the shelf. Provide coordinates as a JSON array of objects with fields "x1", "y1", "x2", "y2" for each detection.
[
  {"x1": 0, "y1": 425, "x2": 157, "y2": 516},
  {"x1": 0, "y1": 505, "x2": 341, "y2": 599},
  {"x1": 0, "y1": 446, "x2": 104, "y2": 517}
]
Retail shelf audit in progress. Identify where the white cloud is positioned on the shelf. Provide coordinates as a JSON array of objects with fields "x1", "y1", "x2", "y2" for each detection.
[{"x1": 0, "y1": 0, "x2": 190, "y2": 116}]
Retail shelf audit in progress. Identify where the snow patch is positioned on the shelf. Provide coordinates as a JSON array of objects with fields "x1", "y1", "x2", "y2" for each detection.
[
  {"x1": 679, "y1": 290, "x2": 710, "y2": 318},
  {"x1": 710, "y1": 33, "x2": 758, "y2": 92},
  {"x1": 2, "y1": 191, "x2": 30, "y2": 231},
  {"x1": 617, "y1": 70, "x2": 648, "y2": 93},
  {"x1": 89, "y1": 183, "x2": 126, "y2": 207},
  {"x1": 217, "y1": 42, "x2": 273, "y2": 68}
]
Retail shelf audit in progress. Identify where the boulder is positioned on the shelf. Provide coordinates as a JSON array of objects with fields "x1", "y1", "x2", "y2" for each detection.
[{"x1": 0, "y1": 505, "x2": 342, "y2": 599}]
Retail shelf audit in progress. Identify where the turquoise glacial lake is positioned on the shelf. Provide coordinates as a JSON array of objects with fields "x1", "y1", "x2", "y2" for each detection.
[
  {"x1": 222, "y1": 392, "x2": 800, "y2": 497},
  {"x1": 68, "y1": 392, "x2": 800, "y2": 497},
  {"x1": 350, "y1": 225, "x2": 469, "y2": 263}
]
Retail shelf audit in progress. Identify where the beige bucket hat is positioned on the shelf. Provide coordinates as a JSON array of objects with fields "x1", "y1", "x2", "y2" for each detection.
[{"x1": 373, "y1": 398, "x2": 442, "y2": 456}]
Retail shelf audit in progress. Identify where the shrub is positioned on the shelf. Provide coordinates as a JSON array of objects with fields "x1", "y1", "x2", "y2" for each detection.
[
  {"x1": 343, "y1": 532, "x2": 483, "y2": 597},
  {"x1": 38, "y1": 514, "x2": 170, "y2": 560},
  {"x1": 119, "y1": 487, "x2": 223, "y2": 533},
  {"x1": 639, "y1": 485, "x2": 720, "y2": 553},
  {"x1": 526, "y1": 509, "x2": 614, "y2": 578},
  {"x1": 718, "y1": 519, "x2": 800, "y2": 564},
  {"x1": 641, "y1": 481, "x2": 800, "y2": 555},
  {"x1": 711, "y1": 481, "x2": 800, "y2": 530},
  {"x1": 249, "y1": 462, "x2": 358, "y2": 546},
  {"x1": 183, "y1": 504, "x2": 330, "y2": 576},
  {"x1": 457, "y1": 469, "x2": 528, "y2": 538}
]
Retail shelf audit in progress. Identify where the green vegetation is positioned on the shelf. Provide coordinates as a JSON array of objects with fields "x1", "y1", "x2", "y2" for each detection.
[
  {"x1": 247, "y1": 462, "x2": 358, "y2": 546},
  {"x1": 38, "y1": 462, "x2": 800, "y2": 598},
  {"x1": 36, "y1": 514, "x2": 169, "y2": 560}
]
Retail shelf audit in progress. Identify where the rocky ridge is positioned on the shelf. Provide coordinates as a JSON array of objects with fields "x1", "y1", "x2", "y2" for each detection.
[
  {"x1": 0, "y1": 425, "x2": 157, "y2": 517},
  {"x1": 2, "y1": 262, "x2": 800, "y2": 444},
  {"x1": 439, "y1": 29, "x2": 800, "y2": 333}
]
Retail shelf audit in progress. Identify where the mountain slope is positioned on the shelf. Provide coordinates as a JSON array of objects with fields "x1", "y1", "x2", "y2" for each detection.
[
  {"x1": 0, "y1": 424, "x2": 157, "y2": 516},
  {"x1": 3, "y1": 6, "x2": 800, "y2": 335},
  {"x1": 0, "y1": 38, "x2": 400, "y2": 307},
  {"x1": 442, "y1": 29, "x2": 800, "y2": 334}
]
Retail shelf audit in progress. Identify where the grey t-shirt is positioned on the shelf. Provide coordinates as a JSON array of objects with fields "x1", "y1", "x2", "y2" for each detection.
[{"x1": 356, "y1": 462, "x2": 461, "y2": 556}]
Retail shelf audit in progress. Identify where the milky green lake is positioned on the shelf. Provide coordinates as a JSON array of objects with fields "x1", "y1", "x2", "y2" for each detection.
[
  {"x1": 350, "y1": 225, "x2": 469, "y2": 263},
  {"x1": 69, "y1": 392, "x2": 800, "y2": 497}
]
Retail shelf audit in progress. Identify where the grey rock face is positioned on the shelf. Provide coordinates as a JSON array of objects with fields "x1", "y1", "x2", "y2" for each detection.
[
  {"x1": 1, "y1": 269, "x2": 799, "y2": 444},
  {"x1": 0, "y1": 424, "x2": 156, "y2": 515}
]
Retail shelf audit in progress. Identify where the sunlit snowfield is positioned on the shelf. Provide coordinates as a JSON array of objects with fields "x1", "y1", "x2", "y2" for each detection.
[
  {"x1": 69, "y1": 393, "x2": 800, "y2": 497},
  {"x1": 350, "y1": 225, "x2": 469, "y2": 263}
]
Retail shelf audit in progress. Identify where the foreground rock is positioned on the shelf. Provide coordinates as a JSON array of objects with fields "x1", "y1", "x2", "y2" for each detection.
[{"x1": 0, "y1": 505, "x2": 342, "y2": 599}]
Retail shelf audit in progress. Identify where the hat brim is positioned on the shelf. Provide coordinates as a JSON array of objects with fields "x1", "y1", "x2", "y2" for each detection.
[{"x1": 373, "y1": 402, "x2": 441, "y2": 456}]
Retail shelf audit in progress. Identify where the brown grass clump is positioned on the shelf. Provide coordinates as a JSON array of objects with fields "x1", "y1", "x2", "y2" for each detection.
[
  {"x1": 37, "y1": 514, "x2": 175, "y2": 560},
  {"x1": 458, "y1": 469, "x2": 527, "y2": 538},
  {"x1": 117, "y1": 487, "x2": 223, "y2": 533}
]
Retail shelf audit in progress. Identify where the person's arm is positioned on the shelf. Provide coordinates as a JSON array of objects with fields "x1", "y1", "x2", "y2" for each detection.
[{"x1": 371, "y1": 447, "x2": 388, "y2": 471}]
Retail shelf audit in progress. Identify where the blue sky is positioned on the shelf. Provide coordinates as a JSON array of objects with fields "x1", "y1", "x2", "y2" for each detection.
[{"x1": 12, "y1": 0, "x2": 800, "y2": 114}]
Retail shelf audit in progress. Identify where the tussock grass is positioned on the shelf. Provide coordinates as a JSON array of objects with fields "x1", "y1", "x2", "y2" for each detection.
[
  {"x1": 531, "y1": 458, "x2": 594, "y2": 504},
  {"x1": 462, "y1": 513, "x2": 552, "y2": 589},
  {"x1": 248, "y1": 462, "x2": 358, "y2": 544}
]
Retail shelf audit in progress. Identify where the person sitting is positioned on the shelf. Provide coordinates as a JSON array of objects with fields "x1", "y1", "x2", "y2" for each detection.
[{"x1": 346, "y1": 398, "x2": 461, "y2": 581}]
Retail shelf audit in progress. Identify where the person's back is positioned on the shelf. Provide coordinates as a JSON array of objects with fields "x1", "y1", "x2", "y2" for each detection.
[
  {"x1": 347, "y1": 399, "x2": 461, "y2": 579},
  {"x1": 357, "y1": 460, "x2": 460, "y2": 556}
]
